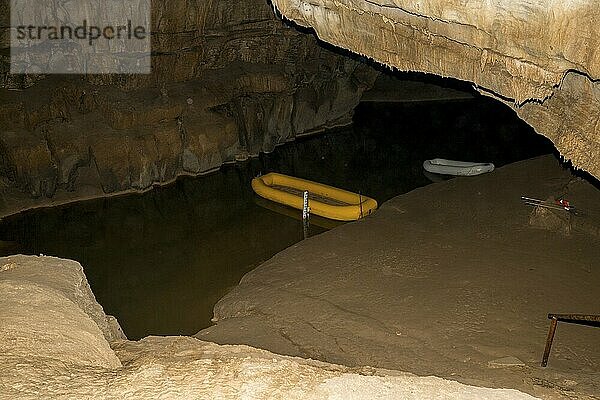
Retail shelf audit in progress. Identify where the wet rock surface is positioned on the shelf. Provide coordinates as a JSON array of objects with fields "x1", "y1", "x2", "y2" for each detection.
[{"x1": 0, "y1": 0, "x2": 377, "y2": 217}]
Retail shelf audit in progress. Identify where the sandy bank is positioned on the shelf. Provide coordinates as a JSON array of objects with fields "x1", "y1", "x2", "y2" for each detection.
[{"x1": 197, "y1": 155, "x2": 600, "y2": 399}]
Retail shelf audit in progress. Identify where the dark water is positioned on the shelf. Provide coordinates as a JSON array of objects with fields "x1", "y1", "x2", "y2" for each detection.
[{"x1": 0, "y1": 97, "x2": 555, "y2": 339}]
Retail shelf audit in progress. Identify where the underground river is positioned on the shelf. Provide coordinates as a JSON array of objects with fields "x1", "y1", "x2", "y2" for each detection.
[{"x1": 0, "y1": 97, "x2": 555, "y2": 339}]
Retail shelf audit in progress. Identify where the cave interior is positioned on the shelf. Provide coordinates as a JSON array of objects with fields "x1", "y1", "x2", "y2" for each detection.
[{"x1": 1, "y1": 0, "x2": 599, "y2": 399}]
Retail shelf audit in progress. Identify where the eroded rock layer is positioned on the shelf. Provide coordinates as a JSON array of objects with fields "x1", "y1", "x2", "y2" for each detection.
[
  {"x1": 0, "y1": 0, "x2": 377, "y2": 216},
  {"x1": 271, "y1": 0, "x2": 600, "y2": 178}
]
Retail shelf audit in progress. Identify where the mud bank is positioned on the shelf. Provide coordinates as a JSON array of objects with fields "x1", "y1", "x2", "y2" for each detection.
[{"x1": 198, "y1": 155, "x2": 600, "y2": 399}]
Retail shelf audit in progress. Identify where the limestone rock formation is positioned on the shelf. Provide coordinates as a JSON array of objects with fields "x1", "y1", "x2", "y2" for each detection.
[
  {"x1": 0, "y1": 256, "x2": 123, "y2": 371},
  {"x1": 0, "y1": 0, "x2": 378, "y2": 217},
  {"x1": 270, "y1": 0, "x2": 600, "y2": 179},
  {"x1": 0, "y1": 254, "x2": 538, "y2": 399}
]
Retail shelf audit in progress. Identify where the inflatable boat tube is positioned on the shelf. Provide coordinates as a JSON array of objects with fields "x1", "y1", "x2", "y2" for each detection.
[
  {"x1": 251, "y1": 172, "x2": 377, "y2": 221},
  {"x1": 423, "y1": 158, "x2": 495, "y2": 176}
]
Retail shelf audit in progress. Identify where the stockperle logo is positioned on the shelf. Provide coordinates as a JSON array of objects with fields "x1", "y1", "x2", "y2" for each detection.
[{"x1": 10, "y1": 0, "x2": 151, "y2": 74}]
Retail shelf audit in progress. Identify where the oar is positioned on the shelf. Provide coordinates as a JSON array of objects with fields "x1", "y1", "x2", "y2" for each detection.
[{"x1": 520, "y1": 196, "x2": 578, "y2": 214}]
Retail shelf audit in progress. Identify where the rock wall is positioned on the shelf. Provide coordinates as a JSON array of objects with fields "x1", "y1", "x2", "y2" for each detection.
[
  {"x1": 0, "y1": 0, "x2": 378, "y2": 216},
  {"x1": 270, "y1": 0, "x2": 600, "y2": 179},
  {"x1": 0, "y1": 255, "x2": 538, "y2": 399}
]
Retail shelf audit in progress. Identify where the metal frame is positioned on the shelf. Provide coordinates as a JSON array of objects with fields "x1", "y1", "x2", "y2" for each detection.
[{"x1": 541, "y1": 313, "x2": 600, "y2": 367}]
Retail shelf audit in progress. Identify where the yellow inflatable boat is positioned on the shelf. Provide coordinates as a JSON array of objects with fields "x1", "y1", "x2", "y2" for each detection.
[{"x1": 251, "y1": 172, "x2": 377, "y2": 221}]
